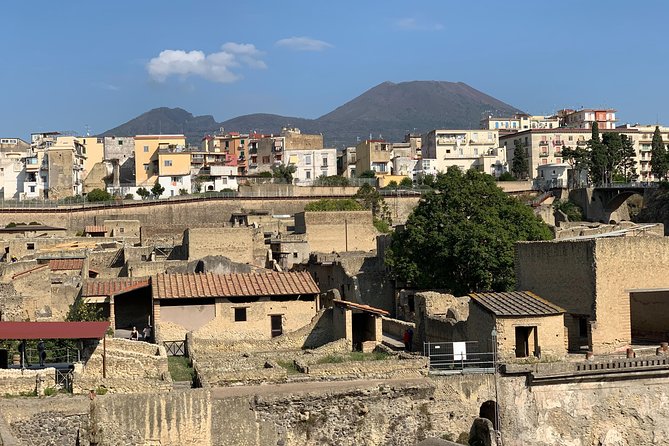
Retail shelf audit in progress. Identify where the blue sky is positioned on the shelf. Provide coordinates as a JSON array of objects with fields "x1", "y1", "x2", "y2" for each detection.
[{"x1": 1, "y1": 0, "x2": 667, "y2": 139}]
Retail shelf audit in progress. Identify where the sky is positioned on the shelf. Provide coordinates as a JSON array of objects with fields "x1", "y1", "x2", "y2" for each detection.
[{"x1": 1, "y1": 0, "x2": 668, "y2": 140}]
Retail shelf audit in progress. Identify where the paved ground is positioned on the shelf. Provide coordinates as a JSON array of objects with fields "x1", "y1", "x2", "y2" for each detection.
[{"x1": 211, "y1": 376, "x2": 431, "y2": 399}]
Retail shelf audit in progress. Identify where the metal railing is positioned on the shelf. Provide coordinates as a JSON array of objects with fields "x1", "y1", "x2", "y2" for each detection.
[
  {"x1": 164, "y1": 340, "x2": 186, "y2": 356},
  {"x1": 424, "y1": 341, "x2": 495, "y2": 374}
]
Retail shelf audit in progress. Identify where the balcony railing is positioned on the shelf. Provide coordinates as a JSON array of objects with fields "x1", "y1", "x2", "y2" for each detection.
[
  {"x1": 539, "y1": 141, "x2": 549, "y2": 146},
  {"x1": 539, "y1": 152, "x2": 549, "y2": 157},
  {"x1": 577, "y1": 140, "x2": 587, "y2": 146}
]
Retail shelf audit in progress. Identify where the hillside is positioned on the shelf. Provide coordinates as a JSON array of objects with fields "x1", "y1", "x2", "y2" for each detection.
[{"x1": 102, "y1": 81, "x2": 523, "y2": 146}]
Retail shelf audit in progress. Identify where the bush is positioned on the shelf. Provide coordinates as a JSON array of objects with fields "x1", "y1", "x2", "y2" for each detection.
[
  {"x1": 124, "y1": 193, "x2": 134, "y2": 200},
  {"x1": 314, "y1": 175, "x2": 350, "y2": 187},
  {"x1": 385, "y1": 180, "x2": 398, "y2": 189},
  {"x1": 373, "y1": 219, "x2": 391, "y2": 233},
  {"x1": 553, "y1": 199, "x2": 584, "y2": 222},
  {"x1": 498, "y1": 172, "x2": 515, "y2": 181},
  {"x1": 43, "y1": 387, "x2": 58, "y2": 396},
  {"x1": 178, "y1": 188, "x2": 188, "y2": 195},
  {"x1": 399, "y1": 177, "x2": 413, "y2": 188},
  {"x1": 136, "y1": 187, "x2": 150, "y2": 200},
  {"x1": 95, "y1": 386, "x2": 108, "y2": 395},
  {"x1": 305, "y1": 198, "x2": 363, "y2": 212},
  {"x1": 86, "y1": 188, "x2": 112, "y2": 202},
  {"x1": 358, "y1": 170, "x2": 377, "y2": 178}
]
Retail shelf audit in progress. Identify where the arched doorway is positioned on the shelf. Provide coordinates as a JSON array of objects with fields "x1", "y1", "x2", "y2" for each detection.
[{"x1": 479, "y1": 400, "x2": 498, "y2": 430}]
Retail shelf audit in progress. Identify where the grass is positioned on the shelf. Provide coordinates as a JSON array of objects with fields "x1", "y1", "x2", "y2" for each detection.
[
  {"x1": 167, "y1": 356, "x2": 195, "y2": 382},
  {"x1": 276, "y1": 360, "x2": 301, "y2": 375}
]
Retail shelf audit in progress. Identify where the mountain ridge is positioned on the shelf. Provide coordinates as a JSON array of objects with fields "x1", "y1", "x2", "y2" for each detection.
[{"x1": 101, "y1": 81, "x2": 523, "y2": 146}]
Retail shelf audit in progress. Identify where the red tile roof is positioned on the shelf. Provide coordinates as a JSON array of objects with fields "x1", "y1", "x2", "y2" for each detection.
[
  {"x1": 333, "y1": 299, "x2": 390, "y2": 316},
  {"x1": 85, "y1": 225, "x2": 107, "y2": 234},
  {"x1": 49, "y1": 258, "x2": 84, "y2": 271},
  {"x1": 83, "y1": 277, "x2": 151, "y2": 297},
  {"x1": 11, "y1": 264, "x2": 49, "y2": 280},
  {"x1": 0, "y1": 321, "x2": 110, "y2": 340},
  {"x1": 152, "y1": 272, "x2": 320, "y2": 300}
]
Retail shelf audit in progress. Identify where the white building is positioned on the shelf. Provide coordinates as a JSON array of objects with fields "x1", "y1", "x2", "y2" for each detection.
[{"x1": 286, "y1": 148, "x2": 337, "y2": 185}]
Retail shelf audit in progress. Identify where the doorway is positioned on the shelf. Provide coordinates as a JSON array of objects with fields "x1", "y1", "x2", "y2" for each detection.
[
  {"x1": 630, "y1": 290, "x2": 669, "y2": 342},
  {"x1": 270, "y1": 315, "x2": 283, "y2": 338},
  {"x1": 515, "y1": 326, "x2": 537, "y2": 358}
]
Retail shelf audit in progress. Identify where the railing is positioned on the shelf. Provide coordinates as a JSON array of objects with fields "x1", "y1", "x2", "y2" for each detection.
[
  {"x1": 594, "y1": 182, "x2": 659, "y2": 189},
  {"x1": 164, "y1": 340, "x2": 186, "y2": 356},
  {"x1": 424, "y1": 341, "x2": 494, "y2": 374}
]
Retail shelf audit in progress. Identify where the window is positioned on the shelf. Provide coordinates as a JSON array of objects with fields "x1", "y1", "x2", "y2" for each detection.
[
  {"x1": 164, "y1": 160, "x2": 172, "y2": 167},
  {"x1": 29, "y1": 186, "x2": 35, "y2": 193},
  {"x1": 234, "y1": 307, "x2": 247, "y2": 322},
  {"x1": 306, "y1": 170, "x2": 311, "y2": 179},
  {"x1": 143, "y1": 145, "x2": 149, "y2": 152},
  {"x1": 143, "y1": 163, "x2": 150, "y2": 171},
  {"x1": 118, "y1": 140, "x2": 123, "y2": 145},
  {"x1": 293, "y1": 252, "x2": 299, "y2": 258},
  {"x1": 26, "y1": 243, "x2": 35, "y2": 250},
  {"x1": 305, "y1": 155, "x2": 312, "y2": 165},
  {"x1": 322, "y1": 157, "x2": 328, "y2": 167},
  {"x1": 119, "y1": 227, "x2": 125, "y2": 233},
  {"x1": 262, "y1": 156, "x2": 270, "y2": 163},
  {"x1": 568, "y1": 136, "x2": 573, "y2": 141},
  {"x1": 474, "y1": 148, "x2": 479, "y2": 156}
]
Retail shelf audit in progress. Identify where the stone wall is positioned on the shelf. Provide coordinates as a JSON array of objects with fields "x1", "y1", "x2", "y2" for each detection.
[
  {"x1": 0, "y1": 368, "x2": 57, "y2": 396},
  {"x1": 295, "y1": 211, "x2": 380, "y2": 253},
  {"x1": 184, "y1": 227, "x2": 266, "y2": 266}
]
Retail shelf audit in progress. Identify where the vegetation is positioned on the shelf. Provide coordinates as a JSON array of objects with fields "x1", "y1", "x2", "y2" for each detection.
[
  {"x1": 124, "y1": 193, "x2": 134, "y2": 200},
  {"x1": 497, "y1": 172, "x2": 515, "y2": 181},
  {"x1": 316, "y1": 351, "x2": 390, "y2": 364},
  {"x1": 314, "y1": 175, "x2": 349, "y2": 187},
  {"x1": 305, "y1": 198, "x2": 363, "y2": 212},
  {"x1": 651, "y1": 125, "x2": 669, "y2": 180},
  {"x1": 66, "y1": 296, "x2": 104, "y2": 322},
  {"x1": 511, "y1": 140, "x2": 529, "y2": 180},
  {"x1": 354, "y1": 183, "x2": 392, "y2": 230},
  {"x1": 276, "y1": 360, "x2": 300, "y2": 375},
  {"x1": 358, "y1": 170, "x2": 377, "y2": 178},
  {"x1": 399, "y1": 177, "x2": 413, "y2": 188},
  {"x1": 386, "y1": 167, "x2": 553, "y2": 295},
  {"x1": 151, "y1": 180, "x2": 165, "y2": 198},
  {"x1": 373, "y1": 219, "x2": 391, "y2": 233},
  {"x1": 178, "y1": 188, "x2": 188, "y2": 195},
  {"x1": 95, "y1": 385, "x2": 109, "y2": 395},
  {"x1": 136, "y1": 187, "x2": 150, "y2": 199},
  {"x1": 385, "y1": 180, "x2": 398, "y2": 189},
  {"x1": 553, "y1": 199, "x2": 584, "y2": 222},
  {"x1": 257, "y1": 171, "x2": 274, "y2": 178},
  {"x1": 167, "y1": 356, "x2": 195, "y2": 382},
  {"x1": 272, "y1": 164, "x2": 297, "y2": 183},
  {"x1": 86, "y1": 188, "x2": 112, "y2": 202}
]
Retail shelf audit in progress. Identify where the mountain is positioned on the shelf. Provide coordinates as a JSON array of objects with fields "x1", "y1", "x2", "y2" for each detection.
[{"x1": 101, "y1": 81, "x2": 523, "y2": 146}]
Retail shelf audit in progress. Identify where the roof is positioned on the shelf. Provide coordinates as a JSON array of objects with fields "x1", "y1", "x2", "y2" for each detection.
[
  {"x1": 49, "y1": 258, "x2": 84, "y2": 271},
  {"x1": 333, "y1": 299, "x2": 390, "y2": 316},
  {"x1": 468, "y1": 291, "x2": 565, "y2": 317},
  {"x1": 153, "y1": 272, "x2": 320, "y2": 300},
  {"x1": 0, "y1": 321, "x2": 110, "y2": 340},
  {"x1": 0, "y1": 225, "x2": 66, "y2": 233},
  {"x1": 83, "y1": 277, "x2": 151, "y2": 297},
  {"x1": 85, "y1": 225, "x2": 107, "y2": 233}
]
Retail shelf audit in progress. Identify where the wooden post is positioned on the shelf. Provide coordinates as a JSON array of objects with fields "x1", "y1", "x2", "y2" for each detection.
[{"x1": 102, "y1": 335, "x2": 106, "y2": 379}]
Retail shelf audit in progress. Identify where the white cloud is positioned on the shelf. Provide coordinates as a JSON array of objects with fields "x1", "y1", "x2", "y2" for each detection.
[
  {"x1": 147, "y1": 42, "x2": 266, "y2": 83},
  {"x1": 395, "y1": 18, "x2": 444, "y2": 31},
  {"x1": 275, "y1": 36, "x2": 333, "y2": 52}
]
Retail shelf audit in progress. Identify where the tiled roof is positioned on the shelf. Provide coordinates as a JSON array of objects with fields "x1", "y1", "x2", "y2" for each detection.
[
  {"x1": 333, "y1": 299, "x2": 389, "y2": 316},
  {"x1": 152, "y1": 272, "x2": 320, "y2": 300},
  {"x1": 85, "y1": 225, "x2": 107, "y2": 234},
  {"x1": 83, "y1": 277, "x2": 151, "y2": 297},
  {"x1": 49, "y1": 258, "x2": 84, "y2": 271},
  {"x1": 468, "y1": 291, "x2": 565, "y2": 317},
  {"x1": 11, "y1": 264, "x2": 49, "y2": 280}
]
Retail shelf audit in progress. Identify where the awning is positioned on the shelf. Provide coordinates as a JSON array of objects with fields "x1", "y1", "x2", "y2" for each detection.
[{"x1": 0, "y1": 321, "x2": 110, "y2": 340}]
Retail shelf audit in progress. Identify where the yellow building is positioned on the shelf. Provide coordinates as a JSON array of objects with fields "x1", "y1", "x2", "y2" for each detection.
[
  {"x1": 134, "y1": 135, "x2": 186, "y2": 186},
  {"x1": 80, "y1": 137, "x2": 105, "y2": 176}
]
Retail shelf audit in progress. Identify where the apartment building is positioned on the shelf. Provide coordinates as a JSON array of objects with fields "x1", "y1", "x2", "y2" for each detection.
[
  {"x1": 45, "y1": 136, "x2": 87, "y2": 199},
  {"x1": 338, "y1": 146, "x2": 357, "y2": 178},
  {"x1": 480, "y1": 113, "x2": 560, "y2": 131},
  {"x1": 104, "y1": 136, "x2": 136, "y2": 191},
  {"x1": 500, "y1": 125, "x2": 669, "y2": 182},
  {"x1": 355, "y1": 139, "x2": 393, "y2": 175},
  {"x1": 558, "y1": 108, "x2": 617, "y2": 130},
  {"x1": 421, "y1": 129, "x2": 506, "y2": 176},
  {"x1": 0, "y1": 138, "x2": 31, "y2": 199},
  {"x1": 206, "y1": 132, "x2": 249, "y2": 175},
  {"x1": 134, "y1": 135, "x2": 186, "y2": 187},
  {"x1": 157, "y1": 147, "x2": 191, "y2": 197}
]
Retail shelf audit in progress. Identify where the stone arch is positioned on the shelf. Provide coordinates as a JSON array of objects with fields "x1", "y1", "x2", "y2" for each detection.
[
  {"x1": 603, "y1": 191, "x2": 643, "y2": 215},
  {"x1": 479, "y1": 400, "x2": 498, "y2": 430}
]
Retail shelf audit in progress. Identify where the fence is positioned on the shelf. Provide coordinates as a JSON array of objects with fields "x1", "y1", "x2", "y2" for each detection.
[
  {"x1": 424, "y1": 341, "x2": 495, "y2": 374},
  {"x1": 163, "y1": 340, "x2": 186, "y2": 356},
  {"x1": 23, "y1": 346, "x2": 81, "y2": 366}
]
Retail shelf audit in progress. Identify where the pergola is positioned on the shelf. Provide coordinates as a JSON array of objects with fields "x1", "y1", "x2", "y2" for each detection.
[{"x1": 0, "y1": 321, "x2": 110, "y2": 377}]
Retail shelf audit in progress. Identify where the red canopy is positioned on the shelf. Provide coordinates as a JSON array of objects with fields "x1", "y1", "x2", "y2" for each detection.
[{"x1": 0, "y1": 321, "x2": 110, "y2": 340}]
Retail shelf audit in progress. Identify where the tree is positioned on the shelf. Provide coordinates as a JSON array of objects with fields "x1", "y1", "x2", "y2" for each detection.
[
  {"x1": 511, "y1": 140, "x2": 529, "y2": 180},
  {"x1": 650, "y1": 126, "x2": 669, "y2": 181},
  {"x1": 136, "y1": 187, "x2": 150, "y2": 200},
  {"x1": 314, "y1": 175, "x2": 350, "y2": 187},
  {"x1": 354, "y1": 183, "x2": 392, "y2": 226},
  {"x1": 358, "y1": 170, "x2": 377, "y2": 178},
  {"x1": 385, "y1": 180, "x2": 398, "y2": 189},
  {"x1": 151, "y1": 180, "x2": 165, "y2": 198},
  {"x1": 561, "y1": 145, "x2": 590, "y2": 189},
  {"x1": 588, "y1": 122, "x2": 608, "y2": 185},
  {"x1": 497, "y1": 172, "x2": 514, "y2": 181},
  {"x1": 67, "y1": 296, "x2": 104, "y2": 322},
  {"x1": 272, "y1": 164, "x2": 297, "y2": 183},
  {"x1": 386, "y1": 167, "x2": 552, "y2": 294},
  {"x1": 399, "y1": 177, "x2": 414, "y2": 188},
  {"x1": 619, "y1": 134, "x2": 637, "y2": 182},
  {"x1": 86, "y1": 188, "x2": 112, "y2": 202},
  {"x1": 601, "y1": 132, "x2": 623, "y2": 184}
]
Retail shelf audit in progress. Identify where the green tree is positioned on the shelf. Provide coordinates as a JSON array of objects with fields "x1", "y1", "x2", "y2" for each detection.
[
  {"x1": 386, "y1": 167, "x2": 552, "y2": 294},
  {"x1": 601, "y1": 132, "x2": 623, "y2": 184},
  {"x1": 385, "y1": 180, "x2": 398, "y2": 189},
  {"x1": 497, "y1": 172, "x2": 514, "y2": 181},
  {"x1": 272, "y1": 164, "x2": 297, "y2": 183},
  {"x1": 314, "y1": 175, "x2": 350, "y2": 187},
  {"x1": 86, "y1": 188, "x2": 112, "y2": 202},
  {"x1": 619, "y1": 134, "x2": 637, "y2": 182},
  {"x1": 151, "y1": 180, "x2": 165, "y2": 198},
  {"x1": 650, "y1": 125, "x2": 669, "y2": 181},
  {"x1": 66, "y1": 296, "x2": 104, "y2": 322},
  {"x1": 588, "y1": 122, "x2": 609, "y2": 185},
  {"x1": 511, "y1": 140, "x2": 529, "y2": 180},
  {"x1": 561, "y1": 145, "x2": 590, "y2": 189},
  {"x1": 136, "y1": 187, "x2": 150, "y2": 200},
  {"x1": 399, "y1": 177, "x2": 414, "y2": 188},
  {"x1": 305, "y1": 198, "x2": 363, "y2": 211},
  {"x1": 354, "y1": 183, "x2": 392, "y2": 227},
  {"x1": 358, "y1": 170, "x2": 377, "y2": 178}
]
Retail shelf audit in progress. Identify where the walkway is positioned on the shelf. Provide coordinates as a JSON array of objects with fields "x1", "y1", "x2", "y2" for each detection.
[{"x1": 211, "y1": 376, "x2": 431, "y2": 399}]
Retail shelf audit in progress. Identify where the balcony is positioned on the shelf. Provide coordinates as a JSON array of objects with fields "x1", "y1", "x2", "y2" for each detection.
[
  {"x1": 539, "y1": 152, "x2": 549, "y2": 157},
  {"x1": 553, "y1": 140, "x2": 564, "y2": 146},
  {"x1": 539, "y1": 141, "x2": 549, "y2": 146},
  {"x1": 576, "y1": 140, "x2": 587, "y2": 146}
]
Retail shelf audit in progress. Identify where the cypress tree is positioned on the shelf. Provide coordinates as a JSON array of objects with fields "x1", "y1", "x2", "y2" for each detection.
[{"x1": 650, "y1": 126, "x2": 669, "y2": 181}]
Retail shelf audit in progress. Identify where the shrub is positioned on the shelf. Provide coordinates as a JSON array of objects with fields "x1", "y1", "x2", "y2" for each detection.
[
  {"x1": 358, "y1": 170, "x2": 377, "y2": 178},
  {"x1": 553, "y1": 199, "x2": 584, "y2": 222},
  {"x1": 373, "y1": 219, "x2": 391, "y2": 233},
  {"x1": 86, "y1": 188, "x2": 112, "y2": 202},
  {"x1": 136, "y1": 187, "x2": 150, "y2": 199},
  {"x1": 385, "y1": 180, "x2": 398, "y2": 189},
  {"x1": 178, "y1": 188, "x2": 188, "y2": 195},
  {"x1": 314, "y1": 175, "x2": 350, "y2": 187},
  {"x1": 498, "y1": 172, "x2": 515, "y2": 181},
  {"x1": 124, "y1": 193, "x2": 134, "y2": 200},
  {"x1": 43, "y1": 387, "x2": 58, "y2": 396},
  {"x1": 305, "y1": 198, "x2": 363, "y2": 212},
  {"x1": 95, "y1": 386, "x2": 108, "y2": 395},
  {"x1": 399, "y1": 177, "x2": 413, "y2": 188}
]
